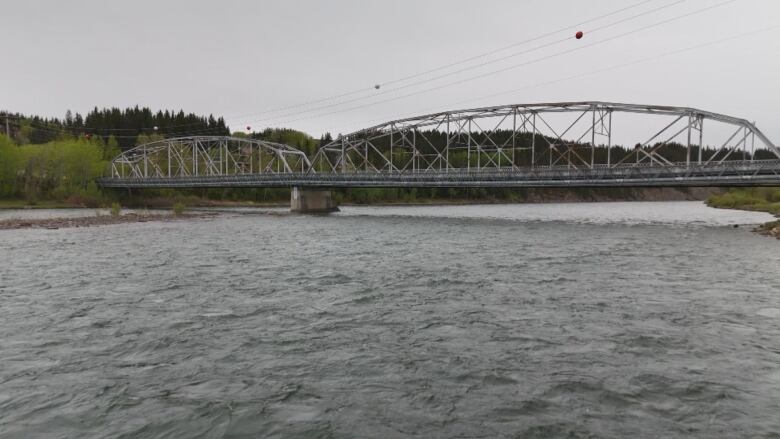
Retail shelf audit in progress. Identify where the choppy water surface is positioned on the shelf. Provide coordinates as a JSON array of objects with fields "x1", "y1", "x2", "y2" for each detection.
[{"x1": 1, "y1": 201, "x2": 779, "y2": 438}]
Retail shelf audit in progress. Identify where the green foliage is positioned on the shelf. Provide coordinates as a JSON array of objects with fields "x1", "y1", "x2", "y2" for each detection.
[
  {"x1": 248, "y1": 128, "x2": 319, "y2": 156},
  {"x1": 110, "y1": 202, "x2": 121, "y2": 217},
  {"x1": 707, "y1": 188, "x2": 780, "y2": 215},
  {"x1": 0, "y1": 135, "x2": 108, "y2": 202},
  {"x1": 104, "y1": 135, "x2": 122, "y2": 160},
  {"x1": 135, "y1": 133, "x2": 165, "y2": 146},
  {"x1": 3, "y1": 107, "x2": 230, "y2": 149},
  {"x1": 172, "y1": 202, "x2": 186, "y2": 215}
]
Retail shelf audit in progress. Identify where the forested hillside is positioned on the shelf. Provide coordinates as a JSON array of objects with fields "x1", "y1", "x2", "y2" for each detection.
[{"x1": 1, "y1": 107, "x2": 229, "y2": 149}]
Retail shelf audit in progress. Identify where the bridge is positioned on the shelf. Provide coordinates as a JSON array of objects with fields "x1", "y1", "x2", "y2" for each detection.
[{"x1": 97, "y1": 102, "x2": 780, "y2": 211}]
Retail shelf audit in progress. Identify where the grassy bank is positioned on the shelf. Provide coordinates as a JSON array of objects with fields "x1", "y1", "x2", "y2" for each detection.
[
  {"x1": 707, "y1": 188, "x2": 780, "y2": 239},
  {"x1": 706, "y1": 188, "x2": 780, "y2": 215}
]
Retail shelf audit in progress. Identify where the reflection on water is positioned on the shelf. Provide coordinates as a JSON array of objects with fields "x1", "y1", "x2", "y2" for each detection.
[{"x1": 1, "y1": 201, "x2": 779, "y2": 438}]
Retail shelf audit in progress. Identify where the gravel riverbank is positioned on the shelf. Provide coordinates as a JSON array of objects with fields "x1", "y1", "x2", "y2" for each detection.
[{"x1": 0, "y1": 212, "x2": 215, "y2": 230}]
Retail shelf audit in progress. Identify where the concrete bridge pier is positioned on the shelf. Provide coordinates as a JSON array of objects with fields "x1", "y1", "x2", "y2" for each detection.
[{"x1": 290, "y1": 187, "x2": 339, "y2": 214}]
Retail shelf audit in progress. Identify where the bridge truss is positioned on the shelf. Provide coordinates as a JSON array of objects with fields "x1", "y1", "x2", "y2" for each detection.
[
  {"x1": 100, "y1": 102, "x2": 780, "y2": 188},
  {"x1": 109, "y1": 136, "x2": 311, "y2": 179},
  {"x1": 311, "y1": 101, "x2": 779, "y2": 173}
]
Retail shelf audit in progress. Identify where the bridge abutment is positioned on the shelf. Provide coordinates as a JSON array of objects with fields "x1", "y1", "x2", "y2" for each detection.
[{"x1": 290, "y1": 187, "x2": 339, "y2": 214}]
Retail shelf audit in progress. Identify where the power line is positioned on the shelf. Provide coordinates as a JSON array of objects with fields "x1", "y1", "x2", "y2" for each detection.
[
  {"x1": 175, "y1": 0, "x2": 663, "y2": 127},
  {"x1": 217, "y1": 0, "x2": 689, "y2": 128},
  {"x1": 237, "y1": 0, "x2": 742, "y2": 129},
  {"x1": 138, "y1": 0, "x2": 694, "y2": 138},
  {"x1": 15, "y1": 21, "x2": 773, "y2": 144},
  {"x1": 341, "y1": 25, "x2": 777, "y2": 133},
  {"x1": 7, "y1": 0, "x2": 662, "y2": 134},
  {"x1": 378, "y1": 0, "x2": 659, "y2": 88},
  {"x1": 10, "y1": 0, "x2": 744, "y2": 140}
]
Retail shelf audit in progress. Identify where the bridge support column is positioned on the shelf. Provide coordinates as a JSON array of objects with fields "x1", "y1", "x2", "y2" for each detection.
[{"x1": 290, "y1": 187, "x2": 339, "y2": 214}]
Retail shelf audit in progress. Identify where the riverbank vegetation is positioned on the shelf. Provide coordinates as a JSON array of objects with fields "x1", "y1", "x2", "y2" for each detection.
[
  {"x1": 0, "y1": 133, "x2": 111, "y2": 206},
  {"x1": 707, "y1": 188, "x2": 780, "y2": 239},
  {"x1": 706, "y1": 188, "x2": 780, "y2": 215}
]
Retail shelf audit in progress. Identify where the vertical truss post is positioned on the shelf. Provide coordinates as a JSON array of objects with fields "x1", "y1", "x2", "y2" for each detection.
[
  {"x1": 686, "y1": 113, "x2": 693, "y2": 168},
  {"x1": 591, "y1": 106, "x2": 596, "y2": 168},
  {"x1": 475, "y1": 121, "x2": 481, "y2": 171},
  {"x1": 750, "y1": 127, "x2": 755, "y2": 163},
  {"x1": 167, "y1": 145, "x2": 171, "y2": 177},
  {"x1": 341, "y1": 137, "x2": 346, "y2": 173},
  {"x1": 446, "y1": 115, "x2": 451, "y2": 173},
  {"x1": 467, "y1": 118, "x2": 472, "y2": 172},
  {"x1": 698, "y1": 116, "x2": 704, "y2": 164},
  {"x1": 389, "y1": 125, "x2": 394, "y2": 173},
  {"x1": 512, "y1": 107, "x2": 517, "y2": 168},
  {"x1": 412, "y1": 130, "x2": 417, "y2": 173},
  {"x1": 219, "y1": 141, "x2": 223, "y2": 175},
  {"x1": 143, "y1": 148, "x2": 148, "y2": 177},
  {"x1": 607, "y1": 110, "x2": 612, "y2": 167},
  {"x1": 531, "y1": 112, "x2": 536, "y2": 169},
  {"x1": 225, "y1": 141, "x2": 230, "y2": 174}
]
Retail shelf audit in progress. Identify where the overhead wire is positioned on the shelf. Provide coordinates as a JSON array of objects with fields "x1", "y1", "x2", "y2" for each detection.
[
  {"x1": 203, "y1": 0, "x2": 692, "y2": 129},
  {"x1": 339, "y1": 25, "x2": 777, "y2": 133},
  {"x1": 7, "y1": 0, "x2": 666, "y2": 135},
  {"x1": 10, "y1": 0, "x2": 743, "y2": 139},
  {"x1": 233, "y1": 0, "x2": 742, "y2": 130}
]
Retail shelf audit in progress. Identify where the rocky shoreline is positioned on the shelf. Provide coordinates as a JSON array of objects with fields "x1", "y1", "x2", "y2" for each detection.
[
  {"x1": 0, "y1": 212, "x2": 215, "y2": 230},
  {"x1": 754, "y1": 220, "x2": 780, "y2": 239}
]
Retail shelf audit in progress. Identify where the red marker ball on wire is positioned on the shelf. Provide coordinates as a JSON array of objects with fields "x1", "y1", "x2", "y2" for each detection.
[{"x1": 575, "y1": 31, "x2": 583, "y2": 40}]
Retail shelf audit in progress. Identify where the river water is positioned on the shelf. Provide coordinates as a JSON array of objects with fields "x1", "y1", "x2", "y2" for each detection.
[{"x1": 1, "y1": 201, "x2": 779, "y2": 438}]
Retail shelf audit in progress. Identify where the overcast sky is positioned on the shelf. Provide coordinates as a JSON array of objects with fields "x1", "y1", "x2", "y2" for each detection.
[{"x1": 2, "y1": 0, "x2": 778, "y2": 146}]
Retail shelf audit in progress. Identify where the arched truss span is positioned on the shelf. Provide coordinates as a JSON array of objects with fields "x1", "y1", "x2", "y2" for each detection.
[
  {"x1": 110, "y1": 136, "x2": 312, "y2": 179},
  {"x1": 311, "y1": 101, "x2": 779, "y2": 174}
]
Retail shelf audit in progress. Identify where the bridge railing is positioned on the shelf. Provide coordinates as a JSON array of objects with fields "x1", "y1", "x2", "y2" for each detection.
[{"x1": 97, "y1": 159, "x2": 780, "y2": 189}]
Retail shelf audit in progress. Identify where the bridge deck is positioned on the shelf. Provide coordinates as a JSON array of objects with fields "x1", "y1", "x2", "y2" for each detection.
[{"x1": 98, "y1": 160, "x2": 780, "y2": 189}]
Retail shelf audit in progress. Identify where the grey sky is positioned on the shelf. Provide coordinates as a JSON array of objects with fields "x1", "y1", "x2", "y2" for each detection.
[{"x1": 2, "y1": 0, "x2": 778, "y2": 145}]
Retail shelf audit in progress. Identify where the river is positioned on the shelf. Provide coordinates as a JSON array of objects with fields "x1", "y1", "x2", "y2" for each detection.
[{"x1": 1, "y1": 201, "x2": 779, "y2": 438}]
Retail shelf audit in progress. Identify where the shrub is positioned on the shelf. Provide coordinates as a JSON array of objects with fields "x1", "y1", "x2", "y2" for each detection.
[
  {"x1": 172, "y1": 202, "x2": 186, "y2": 216},
  {"x1": 110, "y1": 202, "x2": 121, "y2": 217}
]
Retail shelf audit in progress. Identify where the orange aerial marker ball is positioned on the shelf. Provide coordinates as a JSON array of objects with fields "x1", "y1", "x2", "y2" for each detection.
[{"x1": 575, "y1": 31, "x2": 584, "y2": 40}]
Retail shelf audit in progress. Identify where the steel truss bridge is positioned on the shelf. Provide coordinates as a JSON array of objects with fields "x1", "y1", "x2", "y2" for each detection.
[{"x1": 98, "y1": 102, "x2": 780, "y2": 189}]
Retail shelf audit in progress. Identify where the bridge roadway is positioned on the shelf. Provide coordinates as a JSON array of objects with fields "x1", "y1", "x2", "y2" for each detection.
[{"x1": 97, "y1": 160, "x2": 780, "y2": 189}]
